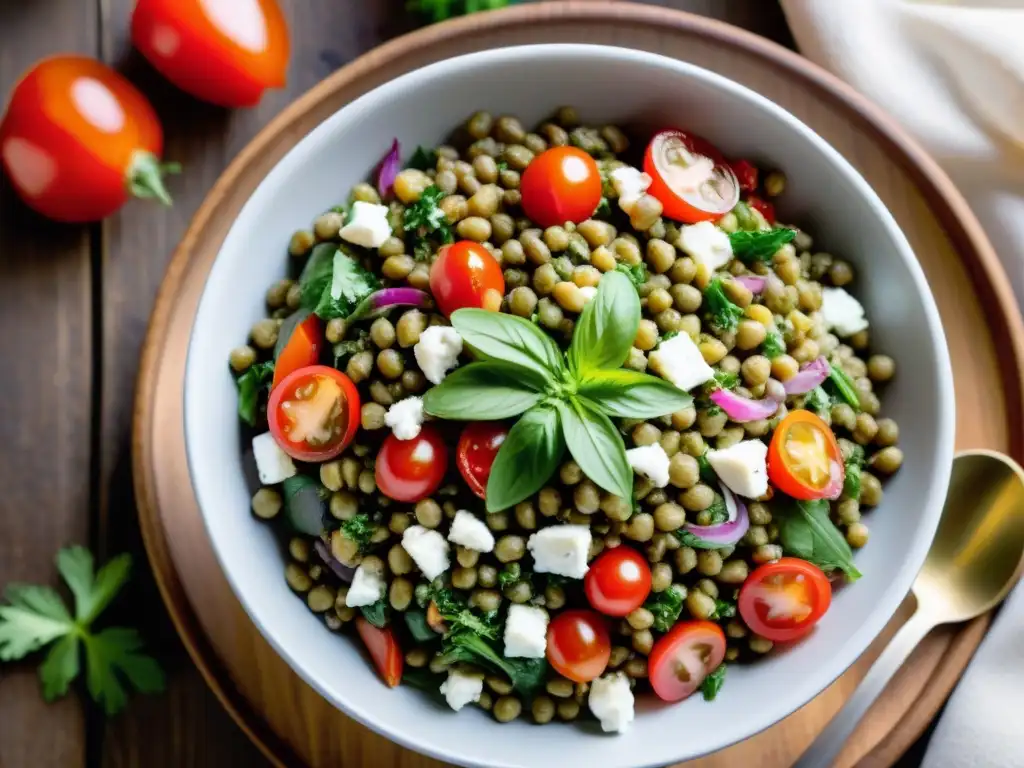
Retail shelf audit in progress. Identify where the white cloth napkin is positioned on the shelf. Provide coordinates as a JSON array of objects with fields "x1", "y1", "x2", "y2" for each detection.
[{"x1": 779, "y1": 2, "x2": 1024, "y2": 766}]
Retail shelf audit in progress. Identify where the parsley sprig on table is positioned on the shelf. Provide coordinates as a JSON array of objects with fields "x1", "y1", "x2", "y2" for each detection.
[
  {"x1": 0, "y1": 547, "x2": 164, "y2": 715},
  {"x1": 407, "y1": 0, "x2": 512, "y2": 22}
]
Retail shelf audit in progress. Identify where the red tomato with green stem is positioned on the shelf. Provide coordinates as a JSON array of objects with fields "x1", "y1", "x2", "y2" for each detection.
[
  {"x1": 356, "y1": 617, "x2": 403, "y2": 687},
  {"x1": 272, "y1": 313, "x2": 323, "y2": 390},
  {"x1": 648, "y1": 620, "x2": 726, "y2": 702},
  {"x1": 132, "y1": 0, "x2": 290, "y2": 108},
  {"x1": 546, "y1": 609, "x2": 611, "y2": 683},
  {"x1": 0, "y1": 55, "x2": 178, "y2": 223},
  {"x1": 584, "y1": 546, "x2": 652, "y2": 617},
  {"x1": 456, "y1": 422, "x2": 509, "y2": 499},
  {"x1": 376, "y1": 424, "x2": 449, "y2": 503},
  {"x1": 267, "y1": 365, "x2": 359, "y2": 462},
  {"x1": 643, "y1": 129, "x2": 739, "y2": 224},
  {"x1": 738, "y1": 558, "x2": 832, "y2": 643},
  {"x1": 429, "y1": 241, "x2": 505, "y2": 317},
  {"x1": 520, "y1": 146, "x2": 602, "y2": 228},
  {"x1": 767, "y1": 410, "x2": 844, "y2": 500}
]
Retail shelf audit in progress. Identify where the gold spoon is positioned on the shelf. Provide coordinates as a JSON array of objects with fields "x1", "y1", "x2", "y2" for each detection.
[{"x1": 795, "y1": 449, "x2": 1024, "y2": 768}]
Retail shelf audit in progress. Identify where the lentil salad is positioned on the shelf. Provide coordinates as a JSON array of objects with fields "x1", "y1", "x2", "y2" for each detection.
[{"x1": 231, "y1": 107, "x2": 902, "y2": 733}]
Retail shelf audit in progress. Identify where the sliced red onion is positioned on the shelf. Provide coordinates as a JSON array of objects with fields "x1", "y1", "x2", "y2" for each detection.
[
  {"x1": 315, "y1": 539, "x2": 356, "y2": 583},
  {"x1": 682, "y1": 487, "x2": 750, "y2": 547},
  {"x1": 376, "y1": 138, "x2": 401, "y2": 200},
  {"x1": 710, "y1": 387, "x2": 783, "y2": 423},
  {"x1": 733, "y1": 275, "x2": 767, "y2": 294},
  {"x1": 349, "y1": 287, "x2": 432, "y2": 322},
  {"x1": 824, "y1": 457, "x2": 845, "y2": 500},
  {"x1": 783, "y1": 356, "x2": 830, "y2": 396}
]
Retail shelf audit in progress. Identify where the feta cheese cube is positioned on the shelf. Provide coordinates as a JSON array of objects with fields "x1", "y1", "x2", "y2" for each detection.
[
  {"x1": 338, "y1": 201, "x2": 392, "y2": 249},
  {"x1": 626, "y1": 443, "x2": 671, "y2": 488},
  {"x1": 588, "y1": 673, "x2": 635, "y2": 734},
  {"x1": 821, "y1": 287, "x2": 869, "y2": 337},
  {"x1": 414, "y1": 326, "x2": 463, "y2": 385},
  {"x1": 707, "y1": 439, "x2": 769, "y2": 499},
  {"x1": 648, "y1": 332, "x2": 715, "y2": 392},
  {"x1": 345, "y1": 564, "x2": 385, "y2": 608},
  {"x1": 251, "y1": 432, "x2": 297, "y2": 485},
  {"x1": 439, "y1": 669, "x2": 484, "y2": 711},
  {"x1": 527, "y1": 525, "x2": 591, "y2": 579},
  {"x1": 503, "y1": 604, "x2": 549, "y2": 659},
  {"x1": 447, "y1": 509, "x2": 495, "y2": 553},
  {"x1": 677, "y1": 221, "x2": 733, "y2": 272},
  {"x1": 610, "y1": 166, "x2": 651, "y2": 215},
  {"x1": 401, "y1": 525, "x2": 450, "y2": 580},
  {"x1": 384, "y1": 396, "x2": 424, "y2": 441}
]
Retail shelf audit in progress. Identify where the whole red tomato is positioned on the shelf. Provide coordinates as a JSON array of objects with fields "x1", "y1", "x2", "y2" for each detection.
[
  {"x1": 429, "y1": 241, "x2": 504, "y2": 317},
  {"x1": 376, "y1": 425, "x2": 450, "y2": 503},
  {"x1": 0, "y1": 56, "x2": 177, "y2": 222},
  {"x1": 520, "y1": 147, "x2": 602, "y2": 228},
  {"x1": 584, "y1": 546, "x2": 652, "y2": 617},
  {"x1": 132, "y1": 0, "x2": 290, "y2": 108}
]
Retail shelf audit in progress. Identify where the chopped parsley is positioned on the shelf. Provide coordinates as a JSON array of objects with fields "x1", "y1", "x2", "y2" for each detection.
[
  {"x1": 843, "y1": 444, "x2": 865, "y2": 501},
  {"x1": 430, "y1": 588, "x2": 499, "y2": 640},
  {"x1": 234, "y1": 360, "x2": 274, "y2": 427},
  {"x1": 406, "y1": 145, "x2": 437, "y2": 170},
  {"x1": 643, "y1": 587, "x2": 684, "y2": 632},
  {"x1": 495, "y1": 160, "x2": 509, "y2": 174},
  {"x1": 298, "y1": 243, "x2": 379, "y2": 321},
  {"x1": 403, "y1": 184, "x2": 453, "y2": 259},
  {"x1": 762, "y1": 329, "x2": 786, "y2": 359},
  {"x1": 497, "y1": 563, "x2": 526, "y2": 588},
  {"x1": 360, "y1": 599, "x2": 390, "y2": 628},
  {"x1": 594, "y1": 197, "x2": 612, "y2": 217},
  {"x1": 340, "y1": 514, "x2": 375, "y2": 553},
  {"x1": 710, "y1": 598, "x2": 736, "y2": 620},
  {"x1": 728, "y1": 228, "x2": 796, "y2": 264},
  {"x1": 614, "y1": 262, "x2": 648, "y2": 289},
  {"x1": 805, "y1": 386, "x2": 832, "y2": 416},
  {"x1": 704, "y1": 493, "x2": 729, "y2": 525},
  {"x1": 705, "y1": 277, "x2": 744, "y2": 333},
  {"x1": 701, "y1": 664, "x2": 727, "y2": 701},
  {"x1": 332, "y1": 329, "x2": 370, "y2": 369}
]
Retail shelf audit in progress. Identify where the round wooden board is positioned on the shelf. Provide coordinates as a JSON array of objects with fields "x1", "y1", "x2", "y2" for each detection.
[{"x1": 133, "y1": 3, "x2": 1024, "y2": 767}]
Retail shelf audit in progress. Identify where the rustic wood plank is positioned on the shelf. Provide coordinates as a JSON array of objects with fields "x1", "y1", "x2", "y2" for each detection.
[{"x1": 0, "y1": 2, "x2": 98, "y2": 767}]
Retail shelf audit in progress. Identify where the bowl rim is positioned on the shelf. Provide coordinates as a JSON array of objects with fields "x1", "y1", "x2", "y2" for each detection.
[{"x1": 180, "y1": 42, "x2": 955, "y2": 768}]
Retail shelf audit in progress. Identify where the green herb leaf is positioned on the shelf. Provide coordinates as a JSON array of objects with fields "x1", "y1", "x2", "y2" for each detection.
[
  {"x1": 644, "y1": 587, "x2": 684, "y2": 632},
  {"x1": 705, "y1": 494, "x2": 729, "y2": 525},
  {"x1": 406, "y1": 0, "x2": 512, "y2": 23},
  {"x1": 403, "y1": 185, "x2": 453, "y2": 244},
  {"x1": 806, "y1": 386, "x2": 832, "y2": 416},
  {"x1": 728, "y1": 229, "x2": 796, "y2": 263},
  {"x1": 340, "y1": 514, "x2": 376, "y2": 553},
  {"x1": 704, "y1": 277, "x2": 744, "y2": 333},
  {"x1": 360, "y1": 599, "x2": 391, "y2": 629},
  {"x1": 401, "y1": 667, "x2": 446, "y2": 694},
  {"x1": 613, "y1": 262, "x2": 647, "y2": 289},
  {"x1": 422, "y1": 362, "x2": 545, "y2": 420},
  {"x1": 568, "y1": 270, "x2": 641, "y2": 375},
  {"x1": 440, "y1": 630, "x2": 546, "y2": 699},
  {"x1": 705, "y1": 369, "x2": 739, "y2": 393},
  {"x1": 701, "y1": 664, "x2": 727, "y2": 701},
  {"x1": 56, "y1": 548, "x2": 133, "y2": 626},
  {"x1": 84, "y1": 627, "x2": 166, "y2": 716},
  {"x1": 235, "y1": 361, "x2": 275, "y2": 427},
  {"x1": 298, "y1": 243, "x2": 340, "y2": 311},
  {"x1": 594, "y1": 197, "x2": 612, "y2": 218},
  {"x1": 404, "y1": 611, "x2": 439, "y2": 643},
  {"x1": 555, "y1": 397, "x2": 632, "y2": 500},
  {"x1": 486, "y1": 403, "x2": 565, "y2": 513},
  {"x1": 431, "y1": 588, "x2": 499, "y2": 639},
  {"x1": 762, "y1": 329, "x2": 785, "y2": 359},
  {"x1": 0, "y1": 587, "x2": 74, "y2": 660},
  {"x1": 576, "y1": 368, "x2": 692, "y2": 419},
  {"x1": 407, "y1": 145, "x2": 437, "y2": 170},
  {"x1": 282, "y1": 476, "x2": 328, "y2": 536},
  {"x1": 451, "y1": 309, "x2": 563, "y2": 381},
  {"x1": 40, "y1": 633, "x2": 80, "y2": 701},
  {"x1": 774, "y1": 498, "x2": 862, "y2": 581},
  {"x1": 711, "y1": 598, "x2": 736, "y2": 620},
  {"x1": 696, "y1": 451, "x2": 718, "y2": 486},
  {"x1": 314, "y1": 249, "x2": 380, "y2": 320},
  {"x1": 827, "y1": 363, "x2": 862, "y2": 412},
  {"x1": 673, "y1": 529, "x2": 720, "y2": 550},
  {"x1": 843, "y1": 444, "x2": 865, "y2": 501},
  {"x1": 496, "y1": 160, "x2": 509, "y2": 174},
  {"x1": 333, "y1": 329, "x2": 370, "y2": 368}
]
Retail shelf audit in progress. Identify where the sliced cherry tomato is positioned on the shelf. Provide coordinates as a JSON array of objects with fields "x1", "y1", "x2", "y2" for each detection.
[
  {"x1": 768, "y1": 410, "x2": 844, "y2": 500},
  {"x1": 747, "y1": 194, "x2": 776, "y2": 224},
  {"x1": 729, "y1": 159, "x2": 759, "y2": 193},
  {"x1": 457, "y1": 422, "x2": 508, "y2": 499},
  {"x1": 738, "y1": 558, "x2": 832, "y2": 643},
  {"x1": 584, "y1": 546, "x2": 652, "y2": 617},
  {"x1": 267, "y1": 365, "x2": 359, "y2": 462},
  {"x1": 375, "y1": 424, "x2": 449, "y2": 503},
  {"x1": 520, "y1": 146, "x2": 602, "y2": 228},
  {"x1": 648, "y1": 620, "x2": 726, "y2": 702},
  {"x1": 429, "y1": 240, "x2": 504, "y2": 317},
  {"x1": 132, "y1": 0, "x2": 289, "y2": 108},
  {"x1": 643, "y1": 129, "x2": 740, "y2": 224},
  {"x1": 272, "y1": 314, "x2": 323, "y2": 390},
  {"x1": 546, "y1": 610, "x2": 611, "y2": 683},
  {"x1": 0, "y1": 56, "x2": 177, "y2": 223},
  {"x1": 355, "y1": 617, "x2": 403, "y2": 687}
]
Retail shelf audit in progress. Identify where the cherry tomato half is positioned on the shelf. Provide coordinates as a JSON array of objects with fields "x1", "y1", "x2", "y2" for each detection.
[
  {"x1": 746, "y1": 194, "x2": 776, "y2": 225},
  {"x1": 429, "y1": 241, "x2": 505, "y2": 317},
  {"x1": 648, "y1": 620, "x2": 726, "y2": 702},
  {"x1": 267, "y1": 365, "x2": 359, "y2": 462},
  {"x1": 356, "y1": 617, "x2": 403, "y2": 687},
  {"x1": 132, "y1": 0, "x2": 289, "y2": 108},
  {"x1": 375, "y1": 424, "x2": 449, "y2": 503},
  {"x1": 0, "y1": 56, "x2": 176, "y2": 223},
  {"x1": 457, "y1": 422, "x2": 508, "y2": 499},
  {"x1": 584, "y1": 546, "x2": 652, "y2": 617},
  {"x1": 738, "y1": 558, "x2": 832, "y2": 643},
  {"x1": 768, "y1": 410, "x2": 844, "y2": 500},
  {"x1": 520, "y1": 146, "x2": 602, "y2": 228},
  {"x1": 643, "y1": 129, "x2": 739, "y2": 224},
  {"x1": 546, "y1": 610, "x2": 611, "y2": 683},
  {"x1": 273, "y1": 313, "x2": 323, "y2": 390}
]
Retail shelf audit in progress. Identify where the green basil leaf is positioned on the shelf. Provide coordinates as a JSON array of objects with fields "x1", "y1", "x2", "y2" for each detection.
[
  {"x1": 554, "y1": 397, "x2": 632, "y2": 500},
  {"x1": 404, "y1": 611, "x2": 439, "y2": 644},
  {"x1": 701, "y1": 664, "x2": 727, "y2": 701},
  {"x1": 450, "y1": 309, "x2": 563, "y2": 380},
  {"x1": 422, "y1": 362, "x2": 545, "y2": 420},
  {"x1": 775, "y1": 498, "x2": 862, "y2": 581},
  {"x1": 485, "y1": 403, "x2": 564, "y2": 513},
  {"x1": 298, "y1": 243, "x2": 338, "y2": 311},
  {"x1": 401, "y1": 668, "x2": 446, "y2": 696},
  {"x1": 235, "y1": 361, "x2": 275, "y2": 427},
  {"x1": 577, "y1": 369, "x2": 692, "y2": 419},
  {"x1": 567, "y1": 270, "x2": 640, "y2": 375},
  {"x1": 282, "y1": 475, "x2": 327, "y2": 536}
]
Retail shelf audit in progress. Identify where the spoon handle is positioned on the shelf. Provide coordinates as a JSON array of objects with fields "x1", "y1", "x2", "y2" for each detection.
[{"x1": 793, "y1": 610, "x2": 935, "y2": 768}]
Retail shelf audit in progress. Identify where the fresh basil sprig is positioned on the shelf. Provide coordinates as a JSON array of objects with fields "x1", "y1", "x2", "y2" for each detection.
[
  {"x1": 774, "y1": 498, "x2": 862, "y2": 581},
  {"x1": 422, "y1": 271, "x2": 692, "y2": 511}
]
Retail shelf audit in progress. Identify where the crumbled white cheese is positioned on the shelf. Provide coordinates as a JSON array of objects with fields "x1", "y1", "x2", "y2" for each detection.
[
  {"x1": 648, "y1": 332, "x2": 715, "y2": 392},
  {"x1": 821, "y1": 287, "x2": 869, "y2": 337},
  {"x1": 626, "y1": 443, "x2": 671, "y2": 488},
  {"x1": 345, "y1": 564, "x2": 385, "y2": 608},
  {"x1": 251, "y1": 432, "x2": 297, "y2": 485},
  {"x1": 707, "y1": 439, "x2": 769, "y2": 498},
  {"x1": 384, "y1": 396, "x2": 424, "y2": 441},
  {"x1": 413, "y1": 326, "x2": 463, "y2": 385},
  {"x1": 503, "y1": 604, "x2": 549, "y2": 659},
  {"x1": 447, "y1": 509, "x2": 495, "y2": 553},
  {"x1": 527, "y1": 525, "x2": 591, "y2": 579},
  {"x1": 439, "y1": 669, "x2": 484, "y2": 711},
  {"x1": 401, "y1": 525, "x2": 450, "y2": 580},
  {"x1": 579, "y1": 286, "x2": 598, "y2": 303},
  {"x1": 610, "y1": 166, "x2": 652, "y2": 215},
  {"x1": 588, "y1": 673, "x2": 635, "y2": 734},
  {"x1": 338, "y1": 201, "x2": 392, "y2": 249},
  {"x1": 677, "y1": 221, "x2": 733, "y2": 272}
]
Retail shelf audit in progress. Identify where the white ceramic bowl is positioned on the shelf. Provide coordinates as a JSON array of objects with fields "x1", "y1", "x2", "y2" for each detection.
[{"x1": 184, "y1": 45, "x2": 954, "y2": 768}]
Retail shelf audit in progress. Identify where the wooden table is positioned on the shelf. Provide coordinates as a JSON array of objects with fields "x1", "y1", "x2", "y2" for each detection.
[{"x1": 3, "y1": 2, "x2": 905, "y2": 766}]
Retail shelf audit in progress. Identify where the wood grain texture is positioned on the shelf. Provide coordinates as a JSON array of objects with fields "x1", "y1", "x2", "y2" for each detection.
[{"x1": 130, "y1": 3, "x2": 1024, "y2": 768}]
